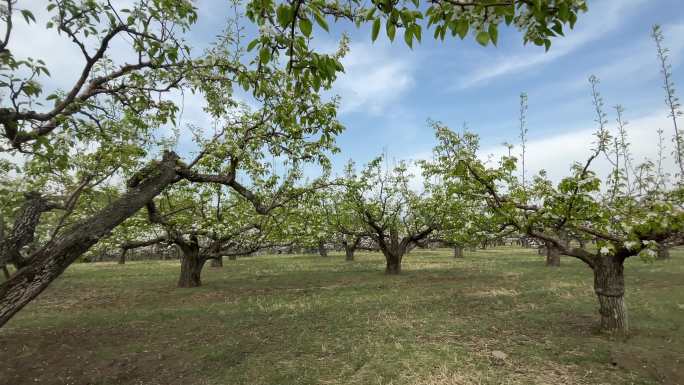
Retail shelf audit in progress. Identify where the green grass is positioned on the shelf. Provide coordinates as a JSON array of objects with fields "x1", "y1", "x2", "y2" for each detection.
[{"x1": 1, "y1": 247, "x2": 683, "y2": 385}]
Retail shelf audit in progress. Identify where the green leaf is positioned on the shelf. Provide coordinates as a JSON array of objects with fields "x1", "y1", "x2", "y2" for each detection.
[
  {"x1": 551, "y1": 22, "x2": 564, "y2": 36},
  {"x1": 299, "y1": 18, "x2": 313, "y2": 37},
  {"x1": 558, "y1": 3, "x2": 570, "y2": 22},
  {"x1": 247, "y1": 39, "x2": 259, "y2": 52},
  {"x1": 276, "y1": 4, "x2": 292, "y2": 28},
  {"x1": 412, "y1": 24, "x2": 422, "y2": 42},
  {"x1": 313, "y1": 11, "x2": 329, "y2": 32},
  {"x1": 259, "y1": 47, "x2": 271, "y2": 64},
  {"x1": 475, "y1": 31, "x2": 490, "y2": 46},
  {"x1": 488, "y1": 24, "x2": 498, "y2": 46},
  {"x1": 386, "y1": 22, "x2": 396, "y2": 42},
  {"x1": 371, "y1": 18, "x2": 381, "y2": 42},
  {"x1": 455, "y1": 18, "x2": 469, "y2": 39},
  {"x1": 404, "y1": 28, "x2": 413, "y2": 48},
  {"x1": 20, "y1": 9, "x2": 36, "y2": 24}
]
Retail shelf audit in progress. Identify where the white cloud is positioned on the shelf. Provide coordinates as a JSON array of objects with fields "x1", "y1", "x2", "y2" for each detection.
[
  {"x1": 333, "y1": 42, "x2": 415, "y2": 115},
  {"x1": 455, "y1": 0, "x2": 647, "y2": 90},
  {"x1": 481, "y1": 109, "x2": 680, "y2": 183},
  {"x1": 582, "y1": 22, "x2": 684, "y2": 90}
]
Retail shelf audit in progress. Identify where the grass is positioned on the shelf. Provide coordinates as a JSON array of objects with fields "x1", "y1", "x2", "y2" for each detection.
[{"x1": 1, "y1": 247, "x2": 683, "y2": 385}]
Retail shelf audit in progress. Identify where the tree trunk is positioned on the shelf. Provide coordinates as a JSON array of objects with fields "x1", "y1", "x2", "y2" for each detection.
[
  {"x1": 593, "y1": 257, "x2": 628, "y2": 334},
  {"x1": 0, "y1": 152, "x2": 180, "y2": 328},
  {"x1": 385, "y1": 256, "x2": 401, "y2": 274},
  {"x1": 318, "y1": 240, "x2": 328, "y2": 257},
  {"x1": 118, "y1": 249, "x2": 127, "y2": 265},
  {"x1": 178, "y1": 251, "x2": 205, "y2": 288},
  {"x1": 210, "y1": 257, "x2": 223, "y2": 267},
  {"x1": 344, "y1": 244, "x2": 355, "y2": 261},
  {"x1": 453, "y1": 245, "x2": 463, "y2": 258},
  {"x1": 657, "y1": 245, "x2": 670, "y2": 260},
  {"x1": 546, "y1": 245, "x2": 560, "y2": 267}
]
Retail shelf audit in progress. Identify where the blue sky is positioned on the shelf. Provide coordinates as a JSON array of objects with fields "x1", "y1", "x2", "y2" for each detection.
[
  {"x1": 10, "y1": 0, "x2": 684, "y2": 183},
  {"x1": 302, "y1": 0, "x2": 684, "y2": 181}
]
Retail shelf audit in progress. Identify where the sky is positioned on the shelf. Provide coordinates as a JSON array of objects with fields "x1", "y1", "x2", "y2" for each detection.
[{"x1": 7, "y1": 0, "x2": 684, "y2": 184}]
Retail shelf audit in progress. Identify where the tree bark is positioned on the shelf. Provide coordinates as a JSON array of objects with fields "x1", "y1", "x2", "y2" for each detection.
[
  {"x1": 453, "y1": 245, "x2": 464, "y2": 258},
  {"x1": 178, "y1": 249, "x2": 205, "y2": 288},
  {"x1": 0, "y1": 152, "x2": 180, "y2": 328},
  {"x1": 657, "y1": 245, "x2": 670, "y2": 260},
  {"x1": 344, "y1": 244, "x2": 355, "y2": 261},
  {"x1": 318, "y1": 240, "x2": 328, "y2": 257},
  {"x1": 385, "y1": 254, "x2": 401, "y2": 274},
  {"x1": 593, "y1": 257, "x2": 628, "y2": 334},
  {"x1": 546, "y1": 245, "x2": 561, "y2": 267},
  {"x1": 118, "y1": 249, "x2": 127, "y2": 265}
]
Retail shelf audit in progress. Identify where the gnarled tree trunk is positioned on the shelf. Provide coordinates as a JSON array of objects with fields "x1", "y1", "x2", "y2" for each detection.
[
  {"x1": 0, "y1": 152, "x2": 180, "y2": 328},
  {"x1": 385, "y1": 253, "x2": 401, "y2": 274},
  {"x1": 546, "y1": 245, "x2": 560, "y2": 267},
  {"x1": 453, "y1": 245, "x2": 463, "y2": 258},
  {"x1": 177, "y1": 238, "x2": 205, "y2": 288},
  {"x1": 593, "y1": 257, "x2": 628, "y2": 334}
]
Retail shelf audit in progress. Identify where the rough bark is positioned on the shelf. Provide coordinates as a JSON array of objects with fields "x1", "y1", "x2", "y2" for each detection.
[
  {"x1": 318, "y1": 240, "x2": 328, "y2": 257},
  {"x1": 593, "y1": 257, "x2": 628, "y2": 334},
  {"x1": 0, "y1": 152, "x2": 180, "y2": 328},
  {"x1": 0, "y1": 192, "x2": 57, "y2": 268},
  {"x1": 546, "y1": 245, "x2": 561, "y2": 267},
  {"x1": 118, "y1": 249, "x2": 127, "y2": 265},
  {"x1": 344, "y1": 244, "x2": 355, "y2": 261},
  {"x1": 385, "y1": 253, "x2": 401, "y2": 275},
  {"x1": 176, "y1": 235, "x2": 206, "y2": 288},
  {"x1": 453, "y1": 245, "x2": 464, "y2": 259}
]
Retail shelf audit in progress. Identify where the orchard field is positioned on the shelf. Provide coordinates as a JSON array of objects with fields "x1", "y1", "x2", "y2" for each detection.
[
  {"x1": 2, "y1": 1, "x2": 684, "y2": 385},
  {"x1": 2, "y1": 247, "x2": 683, "y2": 385}
]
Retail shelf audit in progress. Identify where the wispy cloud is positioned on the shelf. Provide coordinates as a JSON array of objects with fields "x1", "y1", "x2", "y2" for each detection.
[
  {"x1": 557, "y1": 21, "x2": 684, "y2": 94},
  {"x1": 481, "y1": 109, "x2": 679, "y2": 183},
  {"x1": 455, "y1": 0, "x2": 647, "y2": 90},
  {"x1": 333, "y1": 42, "x2": 415, "y2": 115}
]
